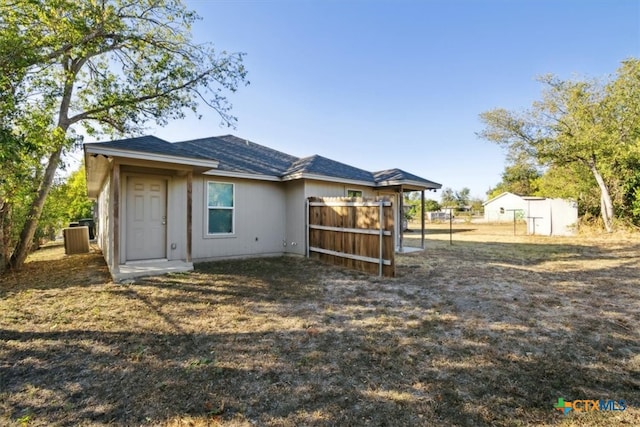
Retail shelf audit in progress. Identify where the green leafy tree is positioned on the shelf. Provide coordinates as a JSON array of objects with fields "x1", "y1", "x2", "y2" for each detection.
[
  {"x1": 440, "y1": 187, "x2": 457, "y2": 208},
  {"x1": 38, "y1": 179, "x2": 68, "y2": 245},
  {"x1": 533, "y1": 164, "x2": 600, "y2": 219},
  {"x1": 402, "y1": 192, "x2": 426, "y2": 221},
  {"x1": 424, "y1": 199, "x2": 441, "y2": 212},
  {"x1": 455, "y1": 187, "x2": 471, "y2": 208},
  {"x1": 604, "y1": 60, "x2": 640, "y2": 225},
  {"x1": 0, "y1": 17, "x2": 32, "y2": 270},
  {"x1": 0, "y1": 128, "x2": 44, "y2": 272},
  {"x1": 403, "y1": 193, "x2": 441, "y2": 222},
  {"x1": 621, "y1": 167, "x2": 640, "y2": 224},
  {"x1": 63, "y1": 166, "x2": 93, "y2": 221},
  {"x1": 470, "y1": 197, "x2": 484, "y2": 215},
  {"x1": 441, "y1": 187, "x2": 475, "y2": 211},
  {"x1": 488, "y1": 156, "x2": 541, "y2": 199},
  {"x1": 479, "y1": 59, "x2": 640, "y2": 232},
  {"x1": 402, "y1": 193, "x2": 417, "y2": 221},
  {"x1": 0, "y1": 0, "x2": 248, "y2": 269},
  {"x1": 36, "y1": 166, "x2": 93, "y2": 246}
]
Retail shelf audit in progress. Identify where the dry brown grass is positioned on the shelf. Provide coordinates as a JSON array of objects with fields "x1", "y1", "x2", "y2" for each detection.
[{"x1": 1, "y1": 226, "x2": 638, "y2": 426}]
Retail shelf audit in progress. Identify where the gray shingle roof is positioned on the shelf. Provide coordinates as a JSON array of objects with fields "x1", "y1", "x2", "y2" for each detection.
[
  {"x1": 373, "y1": 168, "x2": 442, "y2": 189},
  {"x1": 174, "y1": 135, "x2": 297, "y2": 176},
  {"x1": 85, "y1": 135, "x2": 212, "y2": 160},
  {"x1": 284, "y1": 155, "x2": 374, "y2": 182},
  {"x1": 84, "y1": 134, "x2": 440, "y2": 189}
]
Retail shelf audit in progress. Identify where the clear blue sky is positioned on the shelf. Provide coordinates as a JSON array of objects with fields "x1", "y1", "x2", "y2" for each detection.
[{"x1": 121, "y1": 0, "x2": 640, "y2": 200}]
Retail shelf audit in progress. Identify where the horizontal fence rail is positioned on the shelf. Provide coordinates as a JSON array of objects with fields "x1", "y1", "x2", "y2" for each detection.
[
  {"x1": 308, "y1": 201, "x2": 393, "y2": 207},
  {"x1": 309, "y1": 224, "x2": 393, "y2": 236},
  {"x1": 306, "y1": 197, "x2": 395, "y2": 277}
]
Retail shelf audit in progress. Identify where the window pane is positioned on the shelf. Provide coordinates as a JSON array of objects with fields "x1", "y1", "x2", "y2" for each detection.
[
  {"x1": 208, "y1": 209, "x2": 233, "y2": 233},
  {"x1": 348, "y1": 190, "x2": 362, "y2": 197},
  {"x1": 208, "y1": 183, "x2": 233, "y2": 207}
]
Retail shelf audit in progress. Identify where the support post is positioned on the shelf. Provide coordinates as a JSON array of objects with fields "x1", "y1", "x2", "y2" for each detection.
[
  {"x1": 421, "y1": 189, "x2": 425, "y2": 249},
  {"x1": 305, "y1": 199, "x2": 310, "y2": 258},
  {"x1": 449, "y1": 207, "x2": 453, "y2": 246},
  {"x1": 398, "y1": 186, "x2": 404, "y2": 252},
  {"x1": 112, "y1": 163, "x2": 120, "y2": 271},
  {"x1": 506, "y1": 209, "x2": 521, "y2": 236},
  {"x1": 379, "y1": 200, "x2": 384, "y2": 277},
  {"x1": 186, "y1": 171, "x2": 193, "y2": 263}
]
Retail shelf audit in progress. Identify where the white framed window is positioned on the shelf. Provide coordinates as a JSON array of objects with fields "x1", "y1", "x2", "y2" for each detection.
[
  {"x1": 207, "y1": 182, "x2": 234, "y2": 234},
  {"x1": 347, "y1": 189, "x2": 363, "y2": 197}
]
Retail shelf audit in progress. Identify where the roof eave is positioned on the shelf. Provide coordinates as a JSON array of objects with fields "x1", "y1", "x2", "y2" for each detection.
[
  {"x1": 84, "y1": 146, "x2": 111, "y2": 199},
  {"x1": 84, "y1": 145, "x2": 220, "y2": 169},
  {"x1": 282, "y1": 172, "x2": 375, "y2": 187},
  {"x1": 483, "y1": 191, "x2": 517, "y2": 206},
  {"x1": 203, "y1": 169, "x2": 281, "y2": 182},
  {"x1": 376, "y1": 179, "x2": 442, "y2": 190}
]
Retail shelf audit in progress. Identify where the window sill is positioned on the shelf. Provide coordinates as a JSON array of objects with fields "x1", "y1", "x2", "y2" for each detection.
[{"x1": 202, "y1": 233, "x2": 237, "y2": 239}]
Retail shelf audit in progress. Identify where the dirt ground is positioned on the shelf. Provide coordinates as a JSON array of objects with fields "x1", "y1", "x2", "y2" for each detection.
[{"x1": 1, "y1": 223, "x2": 638, "y2": 426}]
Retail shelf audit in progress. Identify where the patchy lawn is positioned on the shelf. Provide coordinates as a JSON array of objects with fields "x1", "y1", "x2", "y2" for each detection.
[{"x1": 1, "y1": 224, "x2": 639, "y2": 426}]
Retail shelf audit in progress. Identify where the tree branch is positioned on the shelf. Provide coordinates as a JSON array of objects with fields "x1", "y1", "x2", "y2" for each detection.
[{"x1": 67, "y1": 69, "x2": 212, "y2": 125}]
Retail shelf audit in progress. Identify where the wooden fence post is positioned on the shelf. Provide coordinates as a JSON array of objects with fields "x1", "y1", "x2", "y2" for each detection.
[
  {"x1": 305, "y1": 198, "x2": 310, "y2": 258},
  {"x1": 378, "y1": 200, "x2": 384, "y2": 277}
]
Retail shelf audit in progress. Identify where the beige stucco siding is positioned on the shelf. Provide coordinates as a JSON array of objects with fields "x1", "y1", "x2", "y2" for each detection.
[
  {"x1": 98, "y1": 168, "x2": 392, "y2": 265},
  {"x1": 166, "y1": 176, "x2": 188, "y2": 261},
  {"x1": 303, "y1": 180, "x2": 375, "y2": 199},
  {"x1": 281, "y1": 180, "x2": 377, "y2": 256},
  {"x1": 284, "y1": 180, "x2": 306, "y2": 255},
  {"x1": 192, "y1": 176, "x2": 287, "y2": 261}
]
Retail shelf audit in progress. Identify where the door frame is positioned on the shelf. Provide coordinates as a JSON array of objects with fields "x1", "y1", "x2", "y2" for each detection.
[{"x1": 120, "y1": 173, "x2": 170, "y2": 264}]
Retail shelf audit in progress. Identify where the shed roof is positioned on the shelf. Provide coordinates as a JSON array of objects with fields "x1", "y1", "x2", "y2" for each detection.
[
  {"x1": 483, "y1": 191, "x2": 547, "y2": 206},
  {"x1": 483, "y1": 192, "x2": 520, "y2": 206}
]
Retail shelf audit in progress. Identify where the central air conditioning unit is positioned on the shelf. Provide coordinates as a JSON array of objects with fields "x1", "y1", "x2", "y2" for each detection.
[{"x1": 63, "y1": 226, "x2": 90, "y2": 255}]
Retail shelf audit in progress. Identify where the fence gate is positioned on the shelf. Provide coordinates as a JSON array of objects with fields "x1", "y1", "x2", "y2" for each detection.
[{"x1": 306, "y1": 197, "x2": 395, "y2": 277}]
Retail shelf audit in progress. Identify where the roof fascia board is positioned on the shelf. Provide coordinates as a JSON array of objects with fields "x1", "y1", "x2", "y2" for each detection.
[
  {"x1": 203, "y1": 169, "x2": 281, "y2": 182},
  {"x1": 84, "y1": 145, "x2": 219, "y2": 169},
  {"x1": 282, "y1": 172, "x2": 375, "y2": 187},
  {"x1": 376, "y1": 179, "x2": 442, "y2": 189}
]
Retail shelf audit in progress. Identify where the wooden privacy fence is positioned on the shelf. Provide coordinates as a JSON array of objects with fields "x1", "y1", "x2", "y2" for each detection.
[{"x1": 306, "y1": 197, "x2": 395, "y2": 277}]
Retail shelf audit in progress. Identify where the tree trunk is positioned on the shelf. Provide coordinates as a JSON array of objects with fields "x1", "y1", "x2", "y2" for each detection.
[
  {"x1": 0, "y1": 227, "x2": 3, "y2": 274},
  {"x1": 8, "y1": 56, "x2": 75, "y2": 270},
  {"x1": 9, "y1": 145, "x2": 64, "y2": 269},
  {"x1": 588, "y1": 161, "x2": 614, "y2": 232},
  {"x1": 0, "y1": 199, "x2": 8, "y2": 273}
]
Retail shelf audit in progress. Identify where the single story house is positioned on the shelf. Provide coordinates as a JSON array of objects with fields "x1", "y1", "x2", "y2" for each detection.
[
  {"x1": 84, "y1": 135, "x2": 441, "y2": 281},
  {"x1": 483, "y1": 191, "x2": 577, "y2": 236}
]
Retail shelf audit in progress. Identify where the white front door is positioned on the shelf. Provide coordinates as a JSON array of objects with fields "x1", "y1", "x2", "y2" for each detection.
[{"x1": 126, "y1": 177, "x2": 167, "y2": 261}]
